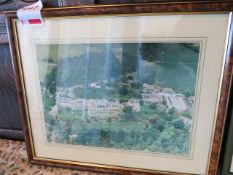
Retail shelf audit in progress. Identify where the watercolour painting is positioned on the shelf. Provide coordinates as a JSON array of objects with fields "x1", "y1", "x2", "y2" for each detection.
[{"x1": 37, "y1": 42, "x2": 200, "y2": 156}]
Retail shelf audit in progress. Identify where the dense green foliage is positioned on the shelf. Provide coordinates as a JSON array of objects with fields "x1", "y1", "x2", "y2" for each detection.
[{"x1": 44, "y1": 105, "x2": 189, "y2": 155}]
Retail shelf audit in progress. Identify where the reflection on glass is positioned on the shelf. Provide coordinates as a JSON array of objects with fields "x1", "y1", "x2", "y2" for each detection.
[{"x1": 37, "y1": 42, "x2": 200, "y2": 156}]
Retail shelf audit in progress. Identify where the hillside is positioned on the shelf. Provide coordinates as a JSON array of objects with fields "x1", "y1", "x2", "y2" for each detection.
[{"x1": 39, "y1": 42, "x2": 200, "y2": 94}]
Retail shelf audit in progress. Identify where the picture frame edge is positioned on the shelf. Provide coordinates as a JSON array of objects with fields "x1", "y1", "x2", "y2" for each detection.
[{"x1": 208, "y1": 14, "x2": 233, "y2": 175}]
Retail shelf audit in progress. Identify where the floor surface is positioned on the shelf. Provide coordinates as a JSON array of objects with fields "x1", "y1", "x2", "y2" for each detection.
[{"x1": 0, "y1": 139, "x2": 103, "y2": 175}]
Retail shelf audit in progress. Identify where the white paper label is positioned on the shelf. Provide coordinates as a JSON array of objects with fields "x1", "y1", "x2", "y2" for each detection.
[{"x1": 17, "y1": 0, "x2": 43, "y2": 26}]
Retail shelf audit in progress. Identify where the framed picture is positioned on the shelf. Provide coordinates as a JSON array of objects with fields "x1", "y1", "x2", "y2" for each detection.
[{"x1": 5, "y1": 2, "x2": 233, "y2": 175}]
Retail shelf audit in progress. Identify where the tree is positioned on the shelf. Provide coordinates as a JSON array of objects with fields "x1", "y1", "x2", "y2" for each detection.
[
  {"x1": 140, "y1": 43, "x2": 163, "y2": 62},
  {"x1": 43, "y1": 91, "x2": 55, "y2": 112},
  {"x1": 120, "y1": 86, "x2": 129, "y2": 95},
  {"x1": 45, "y1": 114, "x2": 55, "y2": 126},
  {"x1": 123, "y1": 106, "x2": 133, "y2": 113},
  {"x1": 184, "y1": 91, "x2": 191, "y2": 97},
  {"x1": 131, "y1": 82, "x2": 143, "y2": 89},
  {"x1": 168, "y1": 107, "x2": 176, "y2": 115},
  {"x1": 100, "y1": 129, "x2": 110, "y2": 143},
  {"x1": 118, "y1": 130, "x2": 126, "y2": 140},
  {"x1": 121, "y1": 44, "x2": 138, "y2": 75},
  {"x1": 139, "y1": 99, "x2": 144, "y2": 106},
  {"x1": 119, "y1": 97, "x2": 129, "y2": 103},
  {"x1": 45, "y1": 66, "x2": 57, "y2": 95},
  {"x1": 172, "y1": 119, "x2": 185, "y2": 129},
  {"x1": 149, "y1": 103, "x2": 157, "y2": 110},
  {"x1": 154, "y1": 118, "x2": 166, "y2": 132},
  {"x1": 121, "y1": 106, "x2": 136, "y2": 121},
  {"x1": 107, "y1": 118, "x2": 112, "y2": 123}
]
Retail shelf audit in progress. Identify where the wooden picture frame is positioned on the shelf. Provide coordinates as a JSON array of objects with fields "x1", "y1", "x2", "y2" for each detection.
[
  {"x1": 217, "y1": 76, "x2": 233, "y2": 174},
  {"x1": 5, "y1": 1, "x2": 233, "y2": 174}
]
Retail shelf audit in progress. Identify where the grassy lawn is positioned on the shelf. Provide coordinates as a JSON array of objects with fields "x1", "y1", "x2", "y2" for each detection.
[{"x1": 71, "y1": 121, "x2": 145, "y2": 134}]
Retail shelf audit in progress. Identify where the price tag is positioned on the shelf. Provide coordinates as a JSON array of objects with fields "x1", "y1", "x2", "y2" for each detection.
[{"x1": 17, "y1": 0, "x2": 43, "y2": 26}]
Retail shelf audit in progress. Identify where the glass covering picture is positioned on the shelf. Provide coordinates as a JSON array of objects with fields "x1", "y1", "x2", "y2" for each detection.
[{"x1": 37, "y1": 42, "x2": 200, "y2": 156}]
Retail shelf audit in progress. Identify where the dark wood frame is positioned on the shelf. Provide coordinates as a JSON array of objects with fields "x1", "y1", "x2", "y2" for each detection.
[
  {"x1": 218, "y1": 75, "x2": 233, "y2": 175},
  {"x1": 4, "y1": 1, "x2": 233, "y2": 174}
]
